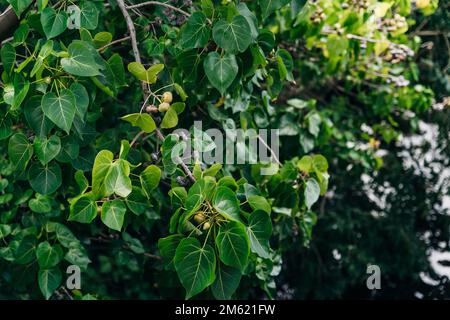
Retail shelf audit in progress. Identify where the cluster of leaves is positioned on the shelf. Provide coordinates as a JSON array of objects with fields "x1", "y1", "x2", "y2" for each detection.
[{"x1": 0, "y1": 0, "x2": 443, "y2": 300}]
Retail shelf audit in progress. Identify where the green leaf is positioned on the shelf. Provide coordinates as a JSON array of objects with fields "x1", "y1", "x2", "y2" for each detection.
[
  {"x1": 28, "y1": 162, "x2": 62, "y2": 195},
  {"x1": 160, "y1": 107, "x2": 178, "y2": 129},
  {"x1": 55, "y1": 135, "x2": 80, "y2": 163},
  {"x1": 204, "y1": 52, "x2": 238, "y2": 95},
  {"x1": 237, "y1": 3, "x2": 259, "y2": 40},
  {"x1": 125, "y1": 187, "x2": 147, "y2": 215},
  {"x1": 140, "y1": 165, "x2": 161, "y2": 198},
  {"x1": 38, "y1": 268, "x2": 62, "y2": 300},
  {"x1": 0, "y1": 224, "x2": 12, "y2": 239},
  {"x1": 13, "y1": 23, "x2": 29, "y2": 46},
  {"x1": 24, "y1": 96, "x2": 54, "y2": 137},
  {"x1": 212, "y1": 16, "x2": 252, "y2": 53},
  {"x1": 7, "y1": 0, "x2": 33, "y2": 16},
  {"x1": 304, "y1": 178, "x2": 320, "y2": 209},
  {"x1": 158, "y1": 234, "x2": 183, "y2": 269},
  {"x1": 174, "y1": 83, "x2": 188, "y2": 101},
  {"x1": 54, "y1": 223, "x2": 79, "y2": 248},
  {"x1": 180, "y1": 12, "x2": 211, "y2": 49},
  {"x1": 259, "y1": 0, "x2": 290, "y2": 19},
  {"x1": 247, "y1": 210, "x2": 272, "y2": 259},
  {"x1": 41, "y1": 90, "x2": 76, "y2": 134},
  {"x1": 104, "y1": 159, "x2": 132, "y2": 198},
  {"x1": 0, "y1": 117, "x2": 12, "y2": 141},
  {"x1": 71, "y1": 82, "x2": 89, "y2": 120},
  {"x1": 37, "y1": 0, "x2": 49, "y2": 12},
  {"x1": 0, "y1": 43, "x2": 16, "y2": 74},
  {"x1": 65, "y1": 245, "x2": 91, "y2": 270},
  {"x1": 40, "y1": 7, "x2": 68, "y2": 39},
  {"x1": 69, "y1": 194, "x2": 97, "y2": 223},
  {"x1": 14, "y1": 235, "x2": 37, "y2": 264},
  {"x1": 297, "y1": 155, "x2": 313, "y2": 173},
  {"x1": 211, "y1": 263, "x2": 241, "y2": 300},
  {"x1": 127, "y1": 62, "x2": 164, "y2": 84},
  {"x1": 313, "y1": 154, "x2": 329, "y2": 172},
  {"x1": 93, "y1": 31, "x2": 113, "y2": 48},
  {"x1": 61, "y1": 41, "x2": 103, "y2": 77},
  {"x1": 92, "y1": 150, "x2": 114, "y2": 198},
  {"x1": 29, "y1": 194, "x2": 52, "y2": 213},
  {"x1": 36, "y1": 241, "x2": 63, "y2": 269},
  {"x1": 213, "y1": 186, "x2": 241, "y2": 222},
  {"x1": 34, "y1": 135, "x2": 61, "y2": 165},
  {"x1": 12, "y1": 74, "x2": 30, "y2": 110},
  {"x1": 79, "y1": 1, "x2": 99, "y2": 30},
  {"x1": 8, "y1": 133, "x2": 33, "y2": 172},
  {"x1": 174, "y1": 238, "x2": 216, "y2": 299},
  {"x1": 216, "y1": 221, "x2": 250, "y2": 272},
  {"x1": 276, "y1": 49, "x2": 294, "y2": 81},
  {"x1": 74, "y1": 170, "x2": 89, "y2": 195},
  {"x1": 121, "y1": 113, "x2": 156, "y2": 133},
  {"x1": 101, "y1": 199, "x2": 126, "y2": 231},
  {"x1": 248, "y1": 195, "x2": 271, "y2": 214}
]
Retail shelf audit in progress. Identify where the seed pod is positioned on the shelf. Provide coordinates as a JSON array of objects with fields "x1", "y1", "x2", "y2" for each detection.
[
  {"x1": 162, "y1": 91, "x2": 173, "y2": 103},
  {"x1": 194, "y1": 212, "x2": 206, "y2": 223},
  {"x1": 158, "y1": 102, "x2": 170, "y2": 112},
  {"x1": 203, "y1": 222, "x2": 211, "y2": 230}
]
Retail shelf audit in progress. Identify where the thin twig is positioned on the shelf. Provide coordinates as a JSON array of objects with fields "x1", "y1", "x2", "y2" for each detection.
[
  {"x1": 97, "y1": 36, "x2": 131, "y2": 52},
  {"x1": 130, "y1": 130, "x2": 145, "y2": 147},
  {"x1": 126, "y1": 1, "x2": 191, "y2": 17},
  {"x1": 143, "y1": 252, "x2": 163, "y2": 260}
]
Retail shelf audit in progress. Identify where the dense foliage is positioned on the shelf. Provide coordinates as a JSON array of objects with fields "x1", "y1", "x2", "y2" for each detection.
[{"x1": 0, "y1": 0, "x2": 448, "y2": 299}]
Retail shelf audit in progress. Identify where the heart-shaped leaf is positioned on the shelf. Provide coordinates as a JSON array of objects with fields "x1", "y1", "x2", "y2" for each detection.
[
  {"x1": 180, "y1": 12, "x2": 211, "y2": 49},
  {"x1": 34, "y1": 135, "x2": 61, "y2": 165},
  {"x1": 213, "y1": 186, "x2": 241, "y2": 222},
  {"x1": 160, "y1": 107, "x2": 178, "y2": 129},
  {"x1": 212, "y1": 16, "x2": 252, "y2": 53},
  {"x1": 71, "y1": 82, "x2": 89, "y2": 120},
  {"x1": 92, "y1": 150, "x2": 114, "y2": 198},
  {"x1": 211, "y1": 262, "x2": 242, "y2": 300},
  {"x1": 40, "y1": 7, "x2": 68, "y2": 39},
  {"x1": 79, "y1": 1, "x2": 99, "y2": 30},
  {"x1": 61, "y1": 41, "x2": 103, "y2": 77},
  {"x1": 41, "y1": 89, "x2": 76, "y2": 134},
  {"x1": 174, "y1": 238, "x2": 216, "y2": 299},
  {"x1": 140, "y1": 165, "x2": 161, "y2": 198},
  {"x1": 8, "y1": 133, "x2": 33, "y2": 172},
  {"x1": 215, "y1": 221, "x2": 250, "y2": 272},
  {"x1": 28, "y1": 162, "x2": 62, "y2": 195},
  {"x1": 36, "y1": 241, "x2": 63, "y2": 269},
  {"x1": 38, "y1": 268, "x2": 62, "y2": 300},
  {"x1": 104, "y1": 159, "x2": 132, "y2": 198},
  {"x1": 203, "y1": 52, "x2": 238, "y2": 95},
  {"x1": 247, "y1": 210, "x2": 272, "y2": 259},
  {"x1": 7, "y1": 0, "x2": 33, "y2": 16},
  {"x1": 69, "y1": 194, "x2": 97, "y2": 223},
  {"x1": 121, "y1": 113, "x2": 156, "y2": 133},
  {"x1": 101, "y1": 199, "x2": 126, "y2": 231},
  {"x1": 24, "y1": 96, "x2": 54, "y2": 137},
  {"x1": 304, "y1": 178, "x2": 320, "y2": 209}
]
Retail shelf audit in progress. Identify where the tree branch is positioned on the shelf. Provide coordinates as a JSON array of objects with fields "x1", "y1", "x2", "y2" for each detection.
[
  {"x1": 116, "y1": 0, "x2": 195, "y2": 182},
  {"x1": 0, "y1": 6, "x2": 19, "y2": 42}
]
